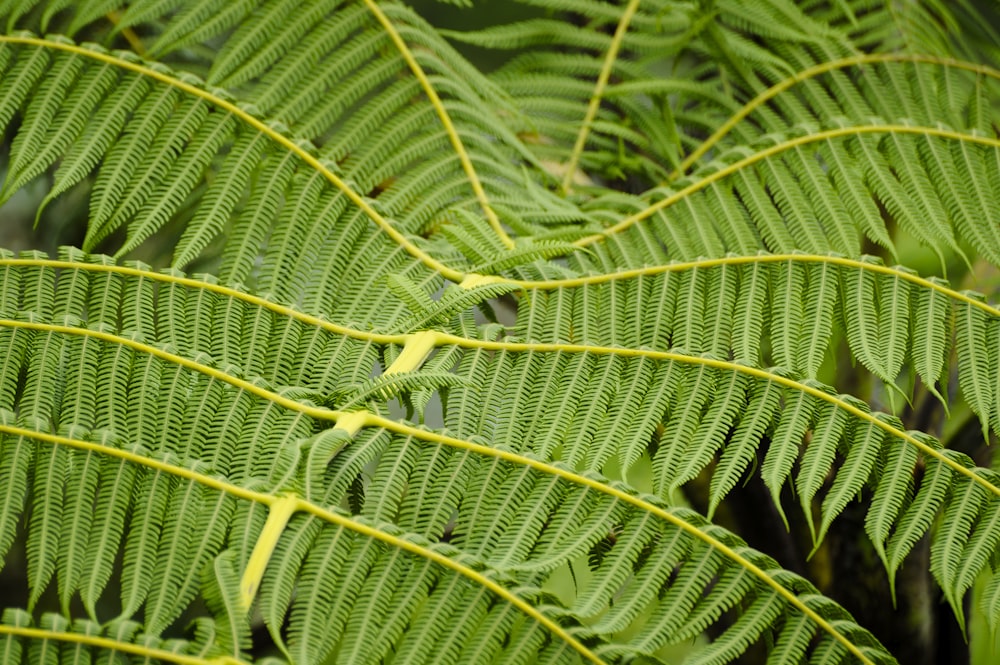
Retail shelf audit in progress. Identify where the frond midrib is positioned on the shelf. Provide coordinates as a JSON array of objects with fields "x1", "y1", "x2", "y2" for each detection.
[
  {"x1": 8, "y1": 249, "x2": 998, "y2": 322},
  {"x1": 0, "y1": 623, "x2": 227, "y2": 665},
  {"x1": 578, "y1": 123, "x2": 1000, "y2": 246},
  {"x1": 9, "y1": 34, "x2": 1000, "y2": 290},
  {"x1": 0, "y1": 308, "x2": 985, "y2": 662},
  {"x1": 1, "y1": 421, "x2": 606, "y2": 665},
  {"x1": 360, "y1": 1, "x2": 513, "y2": 249},
  {"x1": 0, "y1": 34, "x2": 467, "y2": 282},
  {"x1": 4, "y1": 258, "x2": 997, "y2": 505},
  {"x1": 560, "y1": 0, "x2": 642, "y2": 195},
  {"x1": 668, "y1": 52, "x2": 1000, "y2": 180},
  {"x1": 2, "y1": 416, "x2": 874, "y2": 665}
]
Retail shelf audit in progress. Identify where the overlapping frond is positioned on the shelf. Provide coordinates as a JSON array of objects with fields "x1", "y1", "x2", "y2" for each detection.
[
  {"x1": 513, "y1": 254, "x2": 1000, "y2": 430},
  {"x1": 3, "y1": 251, "x2": 1000, "y2": 662},
  {"x1": 0, "y1": 29, "x2": 562, "y2": 297},
  {"x1": 447, "y1": 4, "x2": 1000, "y2": 273},
  {"x1": 1, "y1": 0, "x2": 1000, "y2": 663},
  {"x1": 0, "y1": 252, "x2": 907, "y2": 664},
  {"x1": 443, "y1": 0, "x2": 973, "y2": 186}
]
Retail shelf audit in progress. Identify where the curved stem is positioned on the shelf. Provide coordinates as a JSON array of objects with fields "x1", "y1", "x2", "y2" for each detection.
[
  {"x1": 575, "y1": 124, "x2": 1000, "y2": 247},
  {"x1": 561, "y1": 0, "x2": 641, "y2": 194},
  {"x1": 669, "y1": 53, "x2": 1000, "y2": 180},
  {"x1": 7, "y1": 254, "x2": 996, "y2": 325},
  {"x1": 8, "y1": 316, "x2": 995, "y2": 506},
  {"x1": 3, "y1": 398, "x2": 871, "y2": 665},
  {"x1": 0, "y1": 624, "x2": 239, "y2": 665},
  {"x1": 2, "y1": 422, "x2": 605, "y2": 665},
  {"x1": 0, "y1": 35, "x2": 467, "y2": 283},
  {"x1": 104, "y1": 11, "x2": 147, "y2": 56},
  {"x1": 362, "y1": 1, "x2": 513, "y2": 248}
]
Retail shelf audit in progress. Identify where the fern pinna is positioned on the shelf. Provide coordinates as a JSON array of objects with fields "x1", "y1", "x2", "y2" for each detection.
[{"x1": 0, "y1": 1, "x2": 999, "y2": 664}]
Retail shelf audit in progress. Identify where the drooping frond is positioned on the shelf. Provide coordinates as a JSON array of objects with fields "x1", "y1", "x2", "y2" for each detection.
[
  {"x1": 0, "y1": 252, "x2": 906, "y2": 664},
  {"x1": 444, "y1": 4, "x2": 1000, "y2": 271},
  {"x1": 0, "y1": 28, "x2": 562, "y2": 295},
  {"x1": 1, "y1": 0, "x2": 1000, "y2": 662},
  {"x1": 1, "y1": 251, "x2": 1000, "y2": 661},
  {"x1": 511, "y1": 254, "x2": 1000, "y2": 434}
]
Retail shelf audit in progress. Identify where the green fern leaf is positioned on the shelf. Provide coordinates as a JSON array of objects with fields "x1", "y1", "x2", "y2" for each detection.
[
  {"x1": 815, "y1": 411, "x2": 891, "y2": 544},
  {"x1": 709, "y1": 378, "x2": 782, "y2": 519},
  {"x1": 931, "y1": 466, "x2": 993, "y2": 630},
  {"x1": 864, "y1": 433, "x2": 919, "y2": 571},
  {"x1": 957, "y1": 296, "x2": 995, "y2": 440},
  {"x1": 3, "y1": 1, "x2": 1000, "y2": 662}
]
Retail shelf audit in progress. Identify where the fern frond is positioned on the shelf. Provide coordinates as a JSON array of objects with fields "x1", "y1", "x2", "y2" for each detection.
[
  {"x1": 0, "y1": 31, "x2": 554, "y2": 303},
  {"x1": 2, "y1": 0, "x2": 1000, "y2": 661},
  {"x1": 0, "y1": 249, "x2": 920, "y2": 662}
]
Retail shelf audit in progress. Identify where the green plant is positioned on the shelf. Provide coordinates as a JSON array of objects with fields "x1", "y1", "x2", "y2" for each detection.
[{"x1": 1, "y1": 0, "x2": 1000, "y2": 663}]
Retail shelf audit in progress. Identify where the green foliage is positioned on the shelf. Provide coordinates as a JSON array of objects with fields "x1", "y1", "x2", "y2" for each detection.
[{"x1": 0, "y1": 1, "x2": 998, "y2": 663}]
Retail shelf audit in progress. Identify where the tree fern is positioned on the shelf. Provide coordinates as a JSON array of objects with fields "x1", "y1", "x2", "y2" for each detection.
[{"x1": 1, "y1": 0, "x2": 1000, "y2": 663}]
